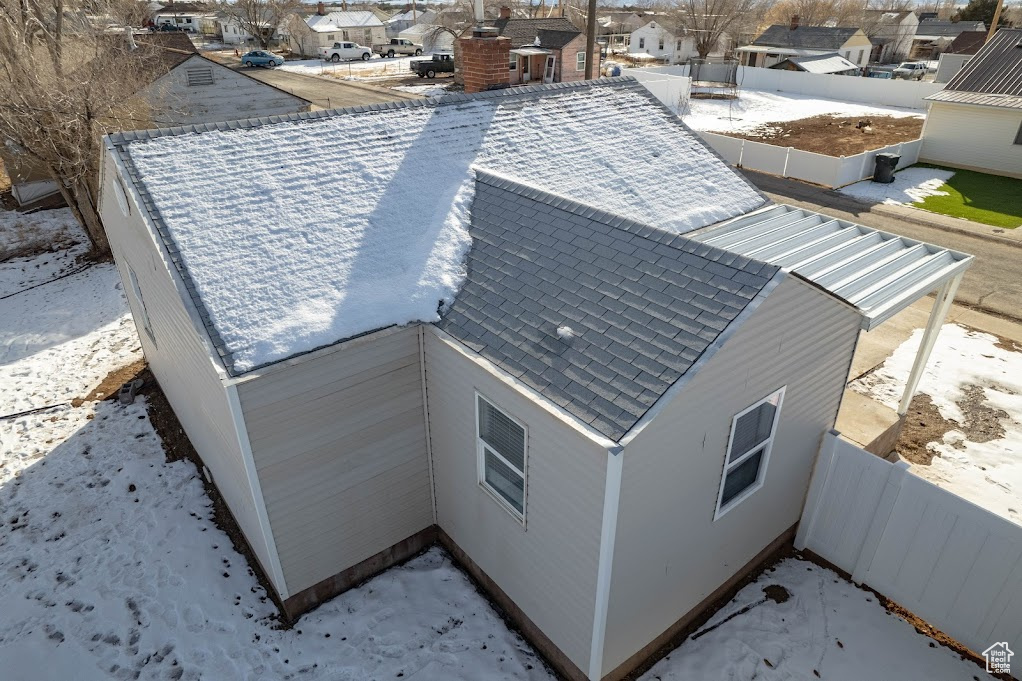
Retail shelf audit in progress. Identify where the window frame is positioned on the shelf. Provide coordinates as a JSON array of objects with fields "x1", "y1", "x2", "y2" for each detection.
[
  {"x1": 509, "y1": 52, "x2": 518, "y2": 70},
  {"x1": 127, "y1": 265, "x2": 157, "y2": 348},
  {"x1": 475, "y1": 391, "x2": 528, "y2": 524},
  {"x1": 638, "y1": 37, "x2": 645, "y2": 49},
  {"x1": 713, "y1": 386, "x2": 785, "y2": 520},
  {"x1": 1014, "y1": 121, "x2": 1022, "y2": 145},
  {"x1": 576, "y1": 50, "x2": 585, "y2": 71}
]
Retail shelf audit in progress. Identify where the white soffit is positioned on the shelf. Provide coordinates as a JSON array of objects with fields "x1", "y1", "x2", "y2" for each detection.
[{"x1": 691, "y1": 204, "x2": 974, "y2": 330}]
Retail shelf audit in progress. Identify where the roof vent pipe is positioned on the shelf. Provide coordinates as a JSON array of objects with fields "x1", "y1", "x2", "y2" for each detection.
[{"x1": 475, "y1": 0, "x2": 485, "y2": 26}]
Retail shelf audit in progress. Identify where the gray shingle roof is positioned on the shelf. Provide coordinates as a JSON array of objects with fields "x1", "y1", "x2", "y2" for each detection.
[
  {"x1": 753, "y1": 25, "x2": 861, "y2": 50},
  {"x1": 915, "y1": 19, "x2": 986, "y2": 38},
  {"x1": 492, "y1": 18, "x2": 581, "y2": 46},
  {"x1": 437, "y1": 171, "x2": 780, "y2": 442}
]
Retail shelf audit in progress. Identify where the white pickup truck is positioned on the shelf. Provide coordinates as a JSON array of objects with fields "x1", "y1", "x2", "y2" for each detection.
[
  {"x1": 372, "y1": 38, "x2": 423, "y2": 58},
  {"x1": 319, "y1": 41, "x2": 373, "y2": 62}
]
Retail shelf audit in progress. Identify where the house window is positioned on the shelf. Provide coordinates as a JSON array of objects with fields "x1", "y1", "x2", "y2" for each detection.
[
  {"x1": 1015, "y1": 121, "x2": 1022, "y2": 145},
  {"x1": 114, "y1": 176, "x2": 131, "y2": 216},
  {"x1": 128, "y1": 266, "x2": 157, "y2": 348},
  {"x1": 576, "y1": 50, "x2": 585, "y2": 71},
  {"x1": 327, "y1": 33, "x2": 334, "y2": 41},
  {"x1": 364, "y1": 28, "x2": 373, "y2": 44},
  {"x1": 185, "y1": 66, "x2": 214, "y2": 86},
  {"x1": 638, "y1": 37, "x2": 645, "y2": 49},
  {"x1": 714, "y1": 387, "x2": 785, "y2": 519},
  {"x1": 509, "y1": 52, "x2": 518, "y2": 70},
  {"x1": 676, "y1": 39, "x2": 682, "y2": 50},
  {"x1": 659, "y1": 38, "x2": 665, "y2": 50},
  {"x1": 857, "y1": 49, "x2": 864, "y2": 64},
  {"x1": 342, "y1": 30, "x2": 349, "y2": 41},
  {"x1": 476, "y1": 393, "x2": 527, "y2": 521}
]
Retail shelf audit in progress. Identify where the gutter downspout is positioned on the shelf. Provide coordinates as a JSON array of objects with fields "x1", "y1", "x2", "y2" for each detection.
[{"x1": 588, "y1": 444, "x2": 623, "y2": 680}]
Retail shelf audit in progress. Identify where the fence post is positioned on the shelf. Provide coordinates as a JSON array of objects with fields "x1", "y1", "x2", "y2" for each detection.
[
  {"x1": 738, "y1": 138, "x2": 745, "y2": 167},
  {"x1": 795, "y1": 430, "x2": 839, "y2": 551},
  {"x1": 783, "y1": 147, "x2": 791, "y2": 178},
  {"x1": 851, "y1": 460, "x2": 910, "y2": 584}
]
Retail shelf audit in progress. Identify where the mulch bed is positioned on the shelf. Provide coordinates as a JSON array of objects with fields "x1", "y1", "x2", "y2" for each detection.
[{"x1": 727, "y1": 114, "x2": 924, "y2": 156}]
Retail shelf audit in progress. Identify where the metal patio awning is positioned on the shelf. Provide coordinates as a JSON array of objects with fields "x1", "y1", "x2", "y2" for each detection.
[
  {"x1": 511, "y1": 47, "x2": 551, "y2": 56},
  {"x1": 691, "y1": 204, "x2": 974, "y2": 331}
]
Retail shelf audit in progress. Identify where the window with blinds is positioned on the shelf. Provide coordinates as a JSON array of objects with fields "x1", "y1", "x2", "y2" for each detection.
[
  {"x1": 476, "y1": 394, "x2": 527, "y2": 521},
  {"x1": 715, "y1": 387, "x2": 785, "y2": 519}
]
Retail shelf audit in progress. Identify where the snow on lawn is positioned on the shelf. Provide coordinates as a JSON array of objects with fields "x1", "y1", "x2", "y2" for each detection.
[
  {"x1": 683, "y1": 89, "x2": 925, "y2": 133},
  {"x1": 840, "y1": 167, "x2": 956, "y2": 206},
  {"x1": 642, "y1": 557, "x2": 995, "y2": 681},
  {"x1": 852, "y1": 324, "x2": 1022, "y2": 524},
  {"x1": 280, "y1": 56, "x2": 416, "y2": 78},
  {"x1": 0, "y1": 208, "x2": 89, "y2": 297},
  {"x1": 392, "y1": 82, "x2": 454, "y2": 96},
  {"x1": 0, "y1": 230, "x2": 550, "y2": 680}
]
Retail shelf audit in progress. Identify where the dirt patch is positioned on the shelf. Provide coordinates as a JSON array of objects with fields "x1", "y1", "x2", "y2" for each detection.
[
  {"x1": 896, "y1": 385, "x2": 1009, "y2": 465},
  {"x1": 763, "y1": 584, "x2": 791, "y2": 604},
  {"x1": 728, "y1": 114, "x2": 924, "y2": 155},
  {"x1": 71, "y1": 359, "x2": 146, "y2": 407}
]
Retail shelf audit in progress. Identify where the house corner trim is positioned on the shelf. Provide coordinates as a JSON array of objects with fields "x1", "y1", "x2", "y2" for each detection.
[
  {"x1": 588, "y1": 445, "x2": 624, "y2": 680},
  {"x1": 225, "y1": 383, "x2": 290, "y2": 599}
]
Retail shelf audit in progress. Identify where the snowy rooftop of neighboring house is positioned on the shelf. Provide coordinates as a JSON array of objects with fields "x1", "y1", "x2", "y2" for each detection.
[
  {"x1": 307, "y1": 11, "x2": 383, "y2": 31},
  {"x1": 106, "y1": 79, "x2": 766, "y2": 376},
  {"x1": 928, "y1": 28, "x2": 1022, "y2": 109},
  {"x1": 777, "y1": 53, "x2": 859, "y2": 74},
  {"x1": 387, "y1": 8, "x2": 435, "y2": 24},
  {"x1": 753, "y1": 25, "x2": 862, "y2": 50},
  {"x1": 490, "y1": 18, "x2": 582, "y2": 47}
]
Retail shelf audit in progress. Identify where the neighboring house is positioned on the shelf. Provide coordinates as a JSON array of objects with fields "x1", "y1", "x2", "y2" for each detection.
[
  {"x1": 151, "y1": 2, "x2": 215, "y2": 34},
  {"x1": 739, "y1": 22, "x2": 873, "y2": 68},
  {"x1": 100, "y1": 77, "x2": 970, "y2": 681},
  {"x1": 398, "y1": 21, "x2": 453, "y2": 53},
  {"x1": 933, "y1": 30, "x2": 987, "y2": 83},
  {"x1": 910, "y1": 19, "x2": 986, "y2": 59},
  {"x1": 458, "y1": 11, "x2": 600, "y2": 87},
  {"x1": 600, "y1": 11, "x2": 656, "y2": 52},
  {"x1": 217, "y1": 15, "x2": 283, "y2": 46},
  {"x1": 921, "y1": 28, "x2": 1022, "y2": 178},
  {"x1": 385, "y1": 7, "x2": 436, "y2": 37},
  {"x1": 628, "y1": 19, "x2": 696, "y2": 63},
  {"x1": 284, "y1": 9, "x2": 386, "y2": 56},
  {"x1": 770, "y1": 52, "x2": 860, "y2": 75},
  {"x1": 862, "y1": 9, "x2": 918, "y2": 63}
]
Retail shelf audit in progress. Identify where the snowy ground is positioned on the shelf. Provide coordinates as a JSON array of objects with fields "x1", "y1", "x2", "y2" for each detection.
[
  {"x1": 852, "y1": 323, "x2": 1022, "y2": 525},
  {"x1": 279, "y1": 56, "x2": 416, "y2": 80},
  {"x1": 682, "y1": 89, "x2": 925, "y2": 133},
  {"x1": 840, "y1": 167, "x2": 956, "y2": 206},
  {"x1": 644, "y1": 557, "x2": 995, "y2": 680},
  {"x1": 0, "y1": 211, "x2": 548, "y2": 681},
  {"x1": 391, "y1": 81, "x2": 453, "y2": 96},
  {"x1": 0, "y1": 208, "x2": 89, "y2": 297}
]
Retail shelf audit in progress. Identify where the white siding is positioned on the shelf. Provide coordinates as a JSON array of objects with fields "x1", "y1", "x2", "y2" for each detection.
[
  {"x1": 144, "y1": 56, "x2": 309, "y2": 128},
  {"x1": 425, "y1": 330, "x2": 609, "y2": 673},
  {"x1": 628, "y1": 23, "x2": 693, "y2": 63},
  {"x1": 99, "y1": 150, "x2": 281, "y2": 591},
  {"x1": 921, "y1": 102, "x2": 1022, "y2": 178},
  {"x1": 236, "y1": 326, "x2": 433, "y2": 596},
  {"x1": 600, "y1": 276, "x2": 861, "y2": 675}
]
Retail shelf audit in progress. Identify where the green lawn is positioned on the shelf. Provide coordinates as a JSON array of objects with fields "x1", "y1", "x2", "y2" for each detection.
[{"x1": 911, "y1": 164, "x2": 1022, "y2": 229}]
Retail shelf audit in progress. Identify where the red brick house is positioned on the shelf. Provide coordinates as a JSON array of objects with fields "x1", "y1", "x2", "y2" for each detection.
[{"x1": 458, "y1": 9, "x2": 601, "y2": 93}]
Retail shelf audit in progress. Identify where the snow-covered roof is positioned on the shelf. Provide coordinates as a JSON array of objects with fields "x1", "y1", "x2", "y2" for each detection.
[
  {"x1": 307, "y1": 11, "x2": 383, "y2": 32},
  {"x1": 107, "y1": 79, "x2": 766, "y2": 375},
  {"x1": 780, "y1": 53, "x2": 859, "y2": 74}
]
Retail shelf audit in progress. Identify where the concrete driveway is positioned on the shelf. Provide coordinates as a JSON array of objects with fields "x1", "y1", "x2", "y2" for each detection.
[
  {"x1": 234, "y1": 64, "x2": 418, "y2": 110},
  {"x1": 742, "y1": 169, "x2": 1022, "y2": 324}
]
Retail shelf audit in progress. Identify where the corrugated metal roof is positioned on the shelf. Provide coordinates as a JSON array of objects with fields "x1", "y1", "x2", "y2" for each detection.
[
  {"x1": 691, "y1": 205, "x2": 973, "y2": 330},
  {"x1": 941, "y1": 28, "x2": 1022, "y2": 98},
  {"x1": 926, "y1": 89, "x2": 1022, "y2": 109},
  {"x1": 782, "y1": 53, "x2": 859, "y2": 74}
]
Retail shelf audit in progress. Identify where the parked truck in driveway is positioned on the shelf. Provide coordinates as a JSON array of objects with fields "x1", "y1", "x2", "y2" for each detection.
[
  {"x1": 372, "y1": 38, "x2": 423, "y2": 58},
  {"x1": 319, "y1": 41, "x2": 373, "y2": 62},
  {"x1": 411, "y1": 53, "x2": 454, "y2": 78}
]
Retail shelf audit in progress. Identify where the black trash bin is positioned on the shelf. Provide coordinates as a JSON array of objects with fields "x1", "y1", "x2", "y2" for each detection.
[{"x1": 873, "y1": 153, "x2": 900, "y2": 183}]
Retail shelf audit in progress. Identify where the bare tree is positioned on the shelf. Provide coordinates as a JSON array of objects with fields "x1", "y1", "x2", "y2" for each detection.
[
  {"x1": 216, "y1": 0, "x2": 301, "y2": 49},
  {"x1": 762, "y1": 0, "x2": 863, "y2": 28},
  {"x1": 283, "y1": 11, "x2": 316, "y2": 56},
  {"x1": 674, "y1": 0, "x2": 767, "y2": 59},
  {"x1": 0, "y1": 0, "x2": 168, "y2": 254}
]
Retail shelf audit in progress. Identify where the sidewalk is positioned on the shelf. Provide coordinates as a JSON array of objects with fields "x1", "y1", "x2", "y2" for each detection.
[{"x1": 742, "y1": 169, "x2": 1022, "y2": 248}]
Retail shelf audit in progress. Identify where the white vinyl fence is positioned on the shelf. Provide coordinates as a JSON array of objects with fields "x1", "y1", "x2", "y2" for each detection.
[
  {"x1": 699, "y1": 132, "x2": 923, "y2": 188},
  {"x1": 797, "y1": 431, "x2": 1022, "y2": 658},
  {"x1": 622, "y1": 69, "x2": 691, "y2": 114},
  {"x1": 645, "y1": 64, "x2": 943, "y2": 110}
]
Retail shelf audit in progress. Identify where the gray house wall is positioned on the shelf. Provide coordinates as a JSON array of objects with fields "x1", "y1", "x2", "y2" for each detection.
[
  {"x1": 99, "y1": 150, "x2": 285, "y2": 595},
  {"x1": 424, "y1": 328, "x2": 611, "y2": 675},
  {"x1": 144, "y1": 55, "x2": 310, "y2": 128},
  {"x1": 235, "y1": 326, "x2": 434, "y2": 597},
  {"x1": 600, "y1": 275, "x2": 861, "y2": 676}
]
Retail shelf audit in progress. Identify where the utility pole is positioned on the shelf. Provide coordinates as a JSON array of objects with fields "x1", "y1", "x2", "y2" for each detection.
[
  {"x1": 584, "y1": 0, "x2": 597, "y2": 78},
  {"x1": 986, "y1": 0, "x2": 1004, "y2": 42}
]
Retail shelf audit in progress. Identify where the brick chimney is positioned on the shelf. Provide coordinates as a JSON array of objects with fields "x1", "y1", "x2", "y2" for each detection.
[
  {"x1": 790, "y1": 14, "x2": 800, "y2": 30},
  {"x1": 499, "y1": 5, "x2": 511, "y2": 19},
  {"x1": 317, "y1": 1, "x2": 326, "y2": 16},
  {"x1": 459, "y1": 27, "x2": 511, "y2": 93}
]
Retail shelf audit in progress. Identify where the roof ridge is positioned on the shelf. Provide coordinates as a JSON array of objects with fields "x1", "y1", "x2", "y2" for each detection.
[{"x1": 106, "y1": 77, "x2": 643, "y2": 146}]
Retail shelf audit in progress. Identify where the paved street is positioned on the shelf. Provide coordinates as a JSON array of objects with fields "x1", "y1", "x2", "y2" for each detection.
[
  {"x1": 234, "y1": 65, "x2": 417, "y2": 110},
  {"x1": 741, "y1": 170, "x2": 1022, "y2": 323}
]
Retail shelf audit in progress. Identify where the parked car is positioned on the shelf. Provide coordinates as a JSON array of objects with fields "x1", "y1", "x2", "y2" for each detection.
[
  {"x1": 372, "y1": 38, "x2": 423, "y2": 58},
  {"x1": 241, "y1": 50, "x2": 284, "y2": 68},
  {"x1": 411, "y1": 52, "x2": 454, "y2": 78},
  {"x1": 151, "y1": 23, "x2": 182, "y2": 32},
  {"x1": 320, "y1": 41, "x2": 373, "y2": 62},
  {"x1": 892, "y1": 62, "x2": 927, "y2": 80}
]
